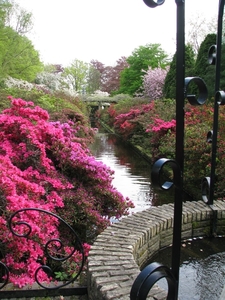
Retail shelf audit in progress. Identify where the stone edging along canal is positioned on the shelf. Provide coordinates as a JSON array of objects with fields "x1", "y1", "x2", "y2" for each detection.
[{"x1": 87, "y1": 200, "x2": 225, "y2": 300}]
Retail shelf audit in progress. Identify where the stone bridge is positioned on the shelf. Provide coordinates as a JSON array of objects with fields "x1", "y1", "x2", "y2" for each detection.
[
  {"x1": 87, "y1": 200, "x2": 225, "y2": 300},
  {"x1": 83, "y1": 97, "x2": 117, "y2": 111}
]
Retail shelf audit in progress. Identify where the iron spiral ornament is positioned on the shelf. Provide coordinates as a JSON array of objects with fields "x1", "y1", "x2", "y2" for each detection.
[
  {"x1": 8, "y1": 208, "x2": 85, "y2": 290},
  {"x1": 130, "y1": 262, "x2": 177, "y2": 300}
]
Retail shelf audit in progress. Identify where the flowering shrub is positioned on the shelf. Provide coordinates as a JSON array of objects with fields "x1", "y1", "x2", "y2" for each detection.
[
  {"x1": 114, "y1": 103, "x2": 155, "y2": 139},
  {"x1": 0, "y1": 97, "x2": 133, "y2": 287},
  {"x1": 146, "y1": 118, "x2": 176, "y2": 133},
  {"x1": 101, "y1": 97, "x2": 225, "y2": 200},
  {"x1": 5, "y1": 76, "x2": 79, "y2": 97},
  {"x1": 114, "y1": 109, "x2": 141, "y2": 138}
]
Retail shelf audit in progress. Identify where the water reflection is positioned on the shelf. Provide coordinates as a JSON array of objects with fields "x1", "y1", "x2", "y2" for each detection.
[
  {"x1": 182, "y1": 252, "x2": 225, "y2": 300},
  {"x1": 90, "y1": 131, "x2": 155, "y2": 213},
  {"x1": 149, "y1": 237, "x2": 225, "y2": 300}
]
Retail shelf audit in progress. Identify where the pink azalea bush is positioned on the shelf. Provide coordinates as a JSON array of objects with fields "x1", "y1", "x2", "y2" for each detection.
[
  {"x1": 0, "y1": 97, "x2": 133, "y2": 287},
  {"x1": 146, "y1": 118, "x2": 176, "y2": 133},
  {"x1": 113, "y1": 102, "x2": 155, "y2": 139}
]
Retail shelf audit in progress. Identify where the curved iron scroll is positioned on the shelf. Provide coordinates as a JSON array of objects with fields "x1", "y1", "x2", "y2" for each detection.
[
  {"x1": 184, "y1": 77, "x2": 208, "y2": 105},
  {"x1": 143, "y1": 0, "x2": 165, "y2": 8},
  {"x1": 4, "y1": 208, "x2": 85, "y2": 290},
  {"x1": 151, "y1": 158, "x2": 181, "y2": 190},
  {"x1": 130, "y1": 262, "x2": 177, "y2": 300}
]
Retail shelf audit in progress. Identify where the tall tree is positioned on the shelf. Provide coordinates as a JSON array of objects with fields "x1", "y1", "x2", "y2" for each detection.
[
  {"x1": 115, "y1": 43, "x2": 169, "y2": 96},
  {"x1": 142, "y1": 67, "x2": 168, "y2": 100},
  {"x1": 164, "y1": 44, "x2": 195, "y2": 99},
  {"x1": 89, "y1": 57, "x2": 128, "y2": 94},
  {"x1": 186, "y1": 12, "x2": 216, "y2": 56},
  {"x1": 0, "y1": 0, "x2": 11, "y2": 27},
  {"x1": 63, "y1": 59, "x2": 89, "y2": 93},
  {"x1": 90, "y1": 59, "x2": 105, "y2": 75},
  {"x1": 194, "y1": 33, "x2": 216, "y2": 100},
  {"x1": 86, "y1": 65, "x2": 101, "y2": 94},
  {"x1": 0, "y1": 0, "x2": 43, "y2": 81},
  {"x1": 101, "y1": 56, "x2": 128, "y2": 94},
  {"x1": 0, "y1": 26, "x2": 43, "y2": 81}
]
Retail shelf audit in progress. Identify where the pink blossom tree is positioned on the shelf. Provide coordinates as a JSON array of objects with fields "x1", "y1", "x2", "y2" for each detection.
[{"x1": 142, "y1": 67, "x2": 169, "y2": 100}]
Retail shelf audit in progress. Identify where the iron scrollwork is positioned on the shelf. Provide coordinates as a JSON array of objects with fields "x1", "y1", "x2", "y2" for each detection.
[
  {"x1": 143, "y1": 0, "x2": 165, "y2": 8},
  {"x1": 151, "y1": 158, "x2": 181, "y2": 191},
  {"x1": 1, "y1": 208, "x2": 85, "y2": 290},
  {"x1": 184, "y1": 77, "x2": 208, "y2": 105},
  {"x1": 130, "y1": 262, "x2": 177, "y2": 300}
]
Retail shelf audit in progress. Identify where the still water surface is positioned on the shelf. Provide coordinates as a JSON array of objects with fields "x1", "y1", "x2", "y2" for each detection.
[
  {"x1": 90, "y1": 129, "x2": 225, "y2": 300},
  {"x1": 90, "y1": 130, "x2": 156, "y2": 214},
  {"x1": 151, "y1": 237, "x2": 225, "y2": 300}
]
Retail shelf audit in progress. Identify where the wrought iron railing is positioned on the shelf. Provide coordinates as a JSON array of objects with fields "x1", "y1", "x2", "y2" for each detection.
[
  {"x1": 0, "y1": 208, "x2": 87, "y2": 298},
  {"x1": 131, "y1": 0, "x2": 225, "y2": 299}
]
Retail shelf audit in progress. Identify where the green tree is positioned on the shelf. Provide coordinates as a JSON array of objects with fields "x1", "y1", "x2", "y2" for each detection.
[
  {"x1": 86, "y1": 65, "x2": 101, "y2": 94},
  {"x1": 194, "y1": 33, "x2": 216, "y2": 100},
  {"x1": 164, "y1": 44, "x2": 195, "y2": 99},
  {"x1": 0, "y1": 0, "x2": 14, "y2": 26},
  {"x1": 0, "y1": 26, "x2": 43, "y2": 81},
  {"x1": 3, "y1": 0, "x2": 33, "y2": 34},
  {"x1": 0, "y1": 0, "x2": 43, "y2": 81},
  {"x1": 63, "y1": 59, "x2": 89, "y2": 93},
  {"x1": 116, "y1": 43, "x2": 169, "y2": 96}
]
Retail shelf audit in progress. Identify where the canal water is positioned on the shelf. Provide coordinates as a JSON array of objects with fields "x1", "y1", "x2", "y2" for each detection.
[
  {"x1": 89, "y1": 127, "x2": 176, "y2": 214},
  {"x1": 150, "y1": 236, "x2": 225, "y2": 300},
  {"x1": 89, "y1": 127, "x2": 225, "y2": 300}
]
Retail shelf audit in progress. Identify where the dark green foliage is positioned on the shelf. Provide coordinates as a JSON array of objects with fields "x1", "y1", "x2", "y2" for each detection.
[
  {"x1": 164, "y1": 44, "x2": 195, "y2": 99},
  {"x1": 195, "y1": 33, "x2": 216, "y2": 100},
  {"x1": 219, "y1": 43, "x2": 225, "y2": 92},
  {"x1": 163, "y1": 54, "x2": 176, "y2": 99},
  {"x1": 195, "y1": 34, "x2": 216, "y2": 76}
]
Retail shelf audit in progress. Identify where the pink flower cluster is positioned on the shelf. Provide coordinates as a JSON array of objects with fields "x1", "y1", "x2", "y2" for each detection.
[
  {"x1": 114, "y1": 102, "x2": 155, "y2": 138},
  {"x1": 0, "y1": 97, "x2": 133, "y2": 287},
  {"x1": 146, "y1": 118, "x2": 176, "y2": 133}
]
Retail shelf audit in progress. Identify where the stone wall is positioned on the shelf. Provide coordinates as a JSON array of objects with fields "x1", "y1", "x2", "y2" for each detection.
[{"x1": 87, "y1": 200, "x2": 225, "y2": 300}]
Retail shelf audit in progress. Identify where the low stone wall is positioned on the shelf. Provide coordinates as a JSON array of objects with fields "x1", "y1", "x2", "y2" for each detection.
[{"x1": 87, "y1": 200, "x2": 225, "y2": 300}]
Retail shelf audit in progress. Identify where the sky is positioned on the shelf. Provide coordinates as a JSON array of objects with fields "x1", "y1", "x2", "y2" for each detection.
[{"x1": 16, "y1": 0, "x2": 218, "y2": 67}]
